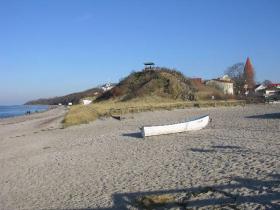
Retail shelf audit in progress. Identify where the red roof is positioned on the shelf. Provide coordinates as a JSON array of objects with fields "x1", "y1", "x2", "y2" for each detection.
[{"x1": 267, "y1": 84, "x2": 280, "y2": 88}]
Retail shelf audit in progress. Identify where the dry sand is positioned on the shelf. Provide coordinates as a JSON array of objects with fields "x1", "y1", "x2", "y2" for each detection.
[{"x1": 0, "y1": 104, "x2": 279, "y2": 209}]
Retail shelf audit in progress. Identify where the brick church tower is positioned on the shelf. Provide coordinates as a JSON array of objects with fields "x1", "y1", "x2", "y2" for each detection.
[{"x1": 244, "y1": 57, "x2": 256, "y2": 93}]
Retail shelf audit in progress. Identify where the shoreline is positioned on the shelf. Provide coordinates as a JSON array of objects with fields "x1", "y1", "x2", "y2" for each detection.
[
  {"x1": 0, "y1": 106, "x2": 66, "y2": 126},
  {"x1": 0, "y1": 105, "x2": 58, "y2": 121}
]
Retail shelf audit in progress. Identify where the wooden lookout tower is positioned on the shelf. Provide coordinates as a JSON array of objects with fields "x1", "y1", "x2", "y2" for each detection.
[{"x1": 144, "y1": 62, "x2": 155, "y2": 70}]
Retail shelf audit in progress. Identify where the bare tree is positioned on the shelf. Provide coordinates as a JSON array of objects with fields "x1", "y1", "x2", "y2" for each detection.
[{"x1": 225, "y1": 62, "x2": 245, "y2": 95}]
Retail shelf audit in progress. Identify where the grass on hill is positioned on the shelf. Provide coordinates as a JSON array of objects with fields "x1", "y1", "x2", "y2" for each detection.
[{"x1": 96, "y1": 67, "x2": 196, "y2": 101}]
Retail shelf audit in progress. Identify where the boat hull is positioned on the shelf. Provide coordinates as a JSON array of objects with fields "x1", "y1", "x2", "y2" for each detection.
[{"x1": 141, "y1": 115, "x2": 209, "y2": 137}]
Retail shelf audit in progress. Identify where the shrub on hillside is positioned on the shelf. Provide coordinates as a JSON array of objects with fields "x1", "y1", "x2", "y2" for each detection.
[{"x1": 96, "y1": 67, "x2": 196, "y2": 102}]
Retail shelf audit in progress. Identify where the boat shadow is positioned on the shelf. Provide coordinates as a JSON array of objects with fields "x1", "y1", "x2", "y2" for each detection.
[{"x1": 122, "y1": 132, "x2": 143, "y2": 139}]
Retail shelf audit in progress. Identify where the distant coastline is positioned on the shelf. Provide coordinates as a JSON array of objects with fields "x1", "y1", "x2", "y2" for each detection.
[{"x1": 0, "y1": 105, "x2": 49, "y2": 119}]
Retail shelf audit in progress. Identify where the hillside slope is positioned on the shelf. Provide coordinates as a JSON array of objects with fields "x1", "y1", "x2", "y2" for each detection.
[
  {"x1": 96, "y1": 67, "x2": 197, "y2": 102},
  {"x1": 25, "y1": 87, "x2": 102, "y2": 105}
]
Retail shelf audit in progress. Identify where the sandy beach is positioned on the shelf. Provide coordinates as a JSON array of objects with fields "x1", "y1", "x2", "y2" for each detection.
[{"x1": 0, "y1": 104, "x2": 279, "y2": 209}]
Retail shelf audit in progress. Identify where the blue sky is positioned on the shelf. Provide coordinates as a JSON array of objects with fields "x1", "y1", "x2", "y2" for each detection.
[{"x1": 0, "y1": 0, "x2": 280, "y2": 105}]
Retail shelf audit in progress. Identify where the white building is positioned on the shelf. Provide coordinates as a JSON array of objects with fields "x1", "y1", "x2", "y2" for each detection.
[
  {"x1": 255, "y1": 83, "x2": 280, "y2": 98},
  {"x1": 255, "y1": 84, "x2": 266, "y2": 92},
  {"x1": 101, "y1": 83, "x2": 114, "y2": 92},
  {"x1": 82, "y1": 99, "x2": 92, "y2": 105},
  {"x1": 206, "y1": 75, "x2": 234, "y2": 95}
]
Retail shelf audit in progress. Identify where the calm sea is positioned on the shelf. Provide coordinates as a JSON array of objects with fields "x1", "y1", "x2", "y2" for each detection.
[{"x1": 0, "y1": 105, "x2": 49, "y2": 119}]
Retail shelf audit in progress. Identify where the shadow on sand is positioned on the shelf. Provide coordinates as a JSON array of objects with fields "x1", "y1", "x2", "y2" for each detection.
[
  {"x1": 190, "y1": 145, "x2": 242, "y2": 153},
  {"x1": 122, "y1": 132, "x2": 143, "y2": 139},
  {"x1": 190, "y1": 148, "x2": 215, "y2": 153},
  {"x1": 211, "y1": 145, "x2": 242, "y2": 149},
  {"x1": 246, "y1": 113, "x2": 280, "y2": 119},
  {"x1": 48, "y1": 174, "x2": 280, "y2": 209},
  {"x1": 189, "y1": 144, "x2": 280, "y2": 158}
]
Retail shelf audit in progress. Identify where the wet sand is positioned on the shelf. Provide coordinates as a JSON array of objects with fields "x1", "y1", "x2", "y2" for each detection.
[{"x1": 0, "y1": 104, "x2": 279, "y2": 209}]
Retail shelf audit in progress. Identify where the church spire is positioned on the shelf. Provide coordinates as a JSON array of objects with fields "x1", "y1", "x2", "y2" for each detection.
[{"x1": 244, "y1": 57, "x2": 255, "y2": 90}]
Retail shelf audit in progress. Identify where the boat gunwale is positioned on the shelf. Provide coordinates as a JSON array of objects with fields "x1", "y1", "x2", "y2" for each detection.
[{"x1": 141, "y1": 115, "x2": 209, "y2": 129}]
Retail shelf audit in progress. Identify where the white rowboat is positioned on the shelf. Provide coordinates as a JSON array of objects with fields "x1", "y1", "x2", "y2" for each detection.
[{"x1": 141, "y1": 115, "x2": 209, "y2": 137}]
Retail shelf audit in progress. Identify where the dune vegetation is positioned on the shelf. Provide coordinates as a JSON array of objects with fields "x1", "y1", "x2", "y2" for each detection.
[{"x1": 63, "y1": 97, "x2": 245, "y2": 127}]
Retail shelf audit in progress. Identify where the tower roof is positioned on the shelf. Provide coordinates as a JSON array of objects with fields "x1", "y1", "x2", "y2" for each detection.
[
  {"x1": 244, "y1": 57, "x2": 255, "y2": 89},
  {"x1": 244, "y1": 57, "x2": 253, "y2": 73}
]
